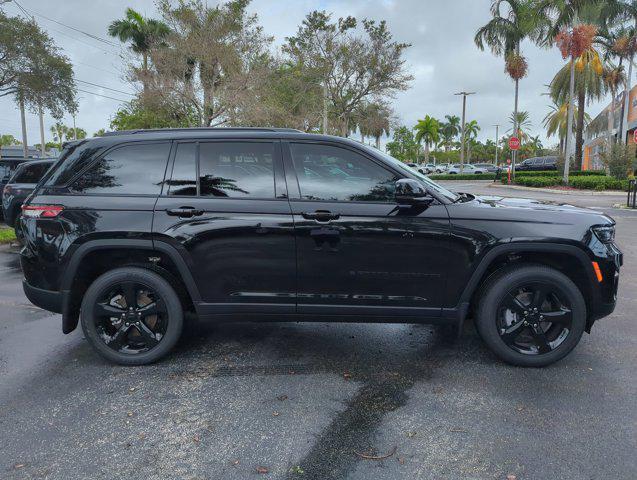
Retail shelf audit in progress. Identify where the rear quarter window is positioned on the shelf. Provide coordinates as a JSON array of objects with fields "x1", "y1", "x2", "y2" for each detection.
[
  {"x1": 13, "y1": 163, "x2": 53, "y2": 183},
  {"x1": 71, "y1": 142, "x2": 170, "y2": 195}
]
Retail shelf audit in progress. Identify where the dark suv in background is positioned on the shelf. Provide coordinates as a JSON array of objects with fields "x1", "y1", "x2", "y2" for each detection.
[
  {"x1": 19, "y1": 128, "x2": 621, "y2": 367},
  {"x1": 2, "y1": 159, "x2": 55, "y2": 230},
  {"x1": 0, "y1": 159, "x2": 28, "y2": 219},
  {"x1": 516, "y1": 156, "x2": 558, "y2": 171}
]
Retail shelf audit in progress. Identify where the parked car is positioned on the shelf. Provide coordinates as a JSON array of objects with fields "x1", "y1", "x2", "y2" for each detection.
[
  {"x1": 434, "y1": 163, "x2": 450, "y2": 173},
  {"x1": 20, "y1": 128, "x2": 621, "y2": 367},
  {"x1": 516, "y1": 156, "x2": 558, "y2": 171},
  {"x1": 0, "y1": 159, "x2": 28, "y2": 220},
  {"x1": 447, "y1": 164, "x2": 487, "y2": 174},
  {"x1": 2, "y1": 159, "x2": 55, "y2": 230},
  {"x1": 422, "y1": 163, "x2": 436, "y2": 174},
  {"x1": 473, "y1": 163, "x2": 500, "y2": 173}
]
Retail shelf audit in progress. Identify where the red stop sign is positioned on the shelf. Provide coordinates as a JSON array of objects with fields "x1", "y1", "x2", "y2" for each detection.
[{"x1": 509, "y1": 137, "x2": 520, "y2": 150}]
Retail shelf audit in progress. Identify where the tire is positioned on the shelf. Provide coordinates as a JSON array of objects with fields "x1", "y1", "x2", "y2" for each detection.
[
  {"x1": 475, "y1": 264, "x2": 586, "y2": 367},
  {"x1": 80, "y1": 267, "x2": 184, "y2": 365}
]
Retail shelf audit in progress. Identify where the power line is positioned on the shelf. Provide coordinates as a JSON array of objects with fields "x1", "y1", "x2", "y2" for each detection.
[
  {"x1": 14, "y1": 0, "x2": 118, "y2": 47},
  {"x1": 76, "y1": 88, "x2": 129, "y2": 103},
  {"x1": 76, "y1": 79, "x2": 135, "y2": 97}
]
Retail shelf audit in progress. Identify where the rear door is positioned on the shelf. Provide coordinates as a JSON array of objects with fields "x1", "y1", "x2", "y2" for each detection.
[{"x1": 152, "y1": 139, "x2": 296, "y2": 314}]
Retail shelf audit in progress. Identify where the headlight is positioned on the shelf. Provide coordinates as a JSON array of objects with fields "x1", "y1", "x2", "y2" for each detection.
[{"x1": 592, "y1": 225, "x2": 615, "y2": 243}]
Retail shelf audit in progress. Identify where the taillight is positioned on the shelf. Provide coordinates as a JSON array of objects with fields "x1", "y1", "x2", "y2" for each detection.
[{"x1": 21, "y1": 204, "x2": 64, "y2": 218}]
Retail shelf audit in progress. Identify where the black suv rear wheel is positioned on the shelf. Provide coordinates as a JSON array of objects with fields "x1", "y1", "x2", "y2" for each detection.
[
  {"x1": 80, "y1": 267, "x2": 183, "y2": 365},
  {"x1": 476, "y1": 265, "x2": 586, "y2": 367}
]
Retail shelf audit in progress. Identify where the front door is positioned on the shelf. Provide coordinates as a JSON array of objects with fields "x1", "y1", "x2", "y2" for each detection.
[
  {"x1": 153, "y1": 139, "x2": 296, "y2": 314},
  {"x1": 283, "y1": 141, "x2": 450, "y2": 317}
]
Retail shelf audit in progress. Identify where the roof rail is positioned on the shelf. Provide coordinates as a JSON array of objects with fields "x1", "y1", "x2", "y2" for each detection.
[{"x1": 99, "y1": 127, "x2": 303, "y2": 137}]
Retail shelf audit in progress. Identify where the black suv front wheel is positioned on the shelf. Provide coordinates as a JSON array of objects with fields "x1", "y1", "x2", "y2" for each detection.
[
  {"x1": 476, "y1": 265, "x2": 586, "y2": 367},
  {"x1": 80, "y1": 267, "x2": 184, "y2": 365}
]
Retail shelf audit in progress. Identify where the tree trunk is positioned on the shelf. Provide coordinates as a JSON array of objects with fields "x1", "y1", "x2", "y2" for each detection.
[
  {"x1": 424, "y1": 142, "x2": 430, "y2": 163},
  {"x1": 323, "y1": 81, "x2": 329, "y2": 134},
  {"x1": 142, "y1": 52, "x2": 149, "y2": 94},
  {"x1": 20, "y1": 96, "x2": 28, "y2": 158},
  {"x1": 512, "y1": 77, "x2": 519, "y2": 179},
  {"x1": 341, "y1": 115, "x2": 349, "y2": 137},
  {"x1": 375, "y1": 135, "x2": 380, "y2": 149},
  {"x1": 608, "y1": 89, "x2": 615, "y2": 148},
  {"x1": 575, "y1": 85, "x2": 586, "y2": 170},
  {"x1": 622, "y1": 55, "x2": 634, "y2": 144},
  {"x1": 39, "y1": 105, "x2": 46, "y2": 156},
  {"x1": 564, "y1": 59, "x2": 576, "y2": 184}
]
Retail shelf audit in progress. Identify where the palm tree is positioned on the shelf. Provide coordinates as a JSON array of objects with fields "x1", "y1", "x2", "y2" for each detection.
[
  {"x1": 440, "y1": 115, "x2": 461, "y2": 151},
  {"x1": 463, "y1": 120, "x2": 481, "y2": 162},
  {"x1": 355, "y1": 101, "x2": 393, "y2": 149},
  {"x1": 602, "y1": 63, "x2": 627, "y2": 144},
  {"x1": 539, "y1": 0, "x2": 606, "y2": 181},
  {"x1": 601, "y1": 2, "x2": 637, "y2": 141},
  {"x1": 108, "y1": 8, "x2": 170, "y2": 92},
  {"x1": 50, "y1": 123, "x2": 68, "y2": 149},
  {"x1": 508, "y1": 111, "x2": 532, "y2": 140},
  {"x1": 549, "y1": 47, "x2": 606, "y2": 169},
  {"x1": 414, "y1": 116, "x2": 441, "y2": 164},
  {"x1": 475, "y1": 0, "x2": 548, "y2": 172},
  {"x1": 543, "y1": 101, "x2": 581, "y2": 154}
]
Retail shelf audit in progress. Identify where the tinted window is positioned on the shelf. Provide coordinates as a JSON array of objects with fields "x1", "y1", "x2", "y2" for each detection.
[
  {"x1": 0, "y1": 162, "x2": 19, "y2": 180},
  {"x1": 71, "y1": 143, "x2": 170, "y2": 195},
  {"x1": 290, "y1": 143, "x2": 398, "y2": 202},
  {"x1": 198, "y1": 142, "x2": 275, "y2": 198},
  {"x1": 168, "y1": 143, "x2": 197, "y2": 196},
  {"x1": 13, "y1": 162, "x2": 52, "y2": 183}
]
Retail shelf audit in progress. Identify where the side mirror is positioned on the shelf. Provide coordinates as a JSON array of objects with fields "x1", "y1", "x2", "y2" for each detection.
[{"x1": 395, "y1": 179, "x2": 434, "y2": 206}]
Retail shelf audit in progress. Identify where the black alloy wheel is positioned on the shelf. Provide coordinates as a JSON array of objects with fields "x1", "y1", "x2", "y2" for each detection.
[
  {"x1": 497, "y1": 282, "x2": 573, "y2": 355},
  {"x1": 81, "y1": 267, "x2": 183, "y2": 365},
  {"x1": 476, "y1": 265, "x2": 586, "y2": 367},
  {"x1": 94, "y1": 281, "x2": 168, "y2": 355}
]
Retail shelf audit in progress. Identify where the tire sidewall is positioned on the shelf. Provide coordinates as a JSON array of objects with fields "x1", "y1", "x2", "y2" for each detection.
[
  {"x1": 477, "y1": 266, "x2": 586, "y2": 367},
  {"x1": 81, "y1": 267, "x2": 183, "y2": 365}
]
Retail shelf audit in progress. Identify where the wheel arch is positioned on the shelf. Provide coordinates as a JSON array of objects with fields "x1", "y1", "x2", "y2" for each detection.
[
  {"x1": 60, "y1": 239, "x2": 201, "y2": 334},
  {"x1": 459, "y1": 242, "x2": 599, "y2": 328}
]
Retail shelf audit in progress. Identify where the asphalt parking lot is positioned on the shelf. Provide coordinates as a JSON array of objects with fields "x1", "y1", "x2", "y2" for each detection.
[{"x1": 1, "y1": 182, "x2": 636, "y2": 480}]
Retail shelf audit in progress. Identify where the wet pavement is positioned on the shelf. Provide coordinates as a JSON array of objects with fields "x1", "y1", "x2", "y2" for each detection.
[{"x1": 0, "y1": 188, "x2": 636, "y2": 480}]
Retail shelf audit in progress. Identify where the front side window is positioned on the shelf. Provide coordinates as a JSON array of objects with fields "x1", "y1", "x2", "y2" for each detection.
[
  {"x1": 71, "y1": 143, "x2": 170, "y2": 195},
  {"x1": 290, "y1": 143, "x2": 398, "y2": 202},
  {"x1": 198, "y1": 142, "x2": 275, "y2": 198}
]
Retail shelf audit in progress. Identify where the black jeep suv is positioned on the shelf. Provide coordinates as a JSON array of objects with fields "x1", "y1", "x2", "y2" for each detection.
[{"x1": 19, "y1": 128, "x2": 622, "y2": 367}]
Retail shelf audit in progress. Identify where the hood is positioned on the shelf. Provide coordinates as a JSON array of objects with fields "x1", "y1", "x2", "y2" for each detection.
[{"x1": 459, "y1": 194, "x2": 615, "y2": 225}]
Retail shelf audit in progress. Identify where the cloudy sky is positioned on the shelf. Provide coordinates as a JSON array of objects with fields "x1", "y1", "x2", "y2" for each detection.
[{"x1": 0, "y1": 0, "x2": 613, "y2": 149}]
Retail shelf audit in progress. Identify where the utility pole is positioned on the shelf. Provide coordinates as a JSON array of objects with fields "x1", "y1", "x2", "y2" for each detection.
[
  {"x1": 39, "y1": 105, "x2": 46, "y2": 156},
  {"x1": 493, "y1": 124, "x2": 500, "y2": 166},
  {"x1": 455, "y1": 91, "x2": 475, "y2": 174}
]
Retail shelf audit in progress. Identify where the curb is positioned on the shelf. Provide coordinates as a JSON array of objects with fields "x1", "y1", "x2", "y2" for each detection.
[{"x1": 486, "y1": 183, "x2": 626, "y2": 196}]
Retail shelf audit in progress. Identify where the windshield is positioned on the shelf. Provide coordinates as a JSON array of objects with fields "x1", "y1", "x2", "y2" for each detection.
[{"x1": 363, "y1": 146, "x2": 459, "y2": 202}]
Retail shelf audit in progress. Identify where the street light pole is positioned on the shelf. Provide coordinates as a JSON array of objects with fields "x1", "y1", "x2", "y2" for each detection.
[
  {"x1": 455, "y1": 91, "x2": 475, "y2": 174},
  {"x1": 494, "y1": 124, "x2": 500, "y2": 166}
]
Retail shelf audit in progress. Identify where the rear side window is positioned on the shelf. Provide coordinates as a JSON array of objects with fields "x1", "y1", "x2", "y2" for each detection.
[
  {"x1": 71, "y1": 143, "x2": 170, "y2": 195},
  {"x1": 13, "y1": 163, "x2": 52, "y2": 183},
  {"x1": 199, "y1": 142, "x2": 275, "y2": 198},
  {"x1": 168, "y1": 141, "x2": 276, "y2": 198}
]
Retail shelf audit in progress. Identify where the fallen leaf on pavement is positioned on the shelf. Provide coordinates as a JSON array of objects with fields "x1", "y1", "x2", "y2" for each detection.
[
  {"x1": 277, "y1": 395, "x2": 288, "y2": 401},
  {"x1": 506, "y1": 475, "x2": 516, "y2": 480},
  {"x1": 355, "y1": 446, "x2": 397, "y2": 460},
  {"x1": 256, "y1": 466, "x2": 269, "y2": 474}
]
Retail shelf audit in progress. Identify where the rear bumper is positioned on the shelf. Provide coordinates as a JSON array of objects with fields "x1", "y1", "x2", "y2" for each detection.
[{"x1": 23, "y1": 280, "x2": 63, "y2": 314}]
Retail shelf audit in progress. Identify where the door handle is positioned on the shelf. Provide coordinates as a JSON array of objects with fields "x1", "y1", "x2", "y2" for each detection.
[
  {"x1": 166, "y1": 207, "x2": 204, "y2": 218},
  {"x1": 301, "y1": 210, "x2": 340, "y2": 222}
]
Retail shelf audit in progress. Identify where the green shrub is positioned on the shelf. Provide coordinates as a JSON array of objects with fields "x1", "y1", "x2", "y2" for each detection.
[
  {"x1": 568, "y1": 176, "x2": 629, "y2": 191},
  {"x1": 600, "y1": 143, "x2": 636, "y2": 179},
  {"x1": 515, "y1": 176, "x2": 562, "y2": 188}
]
